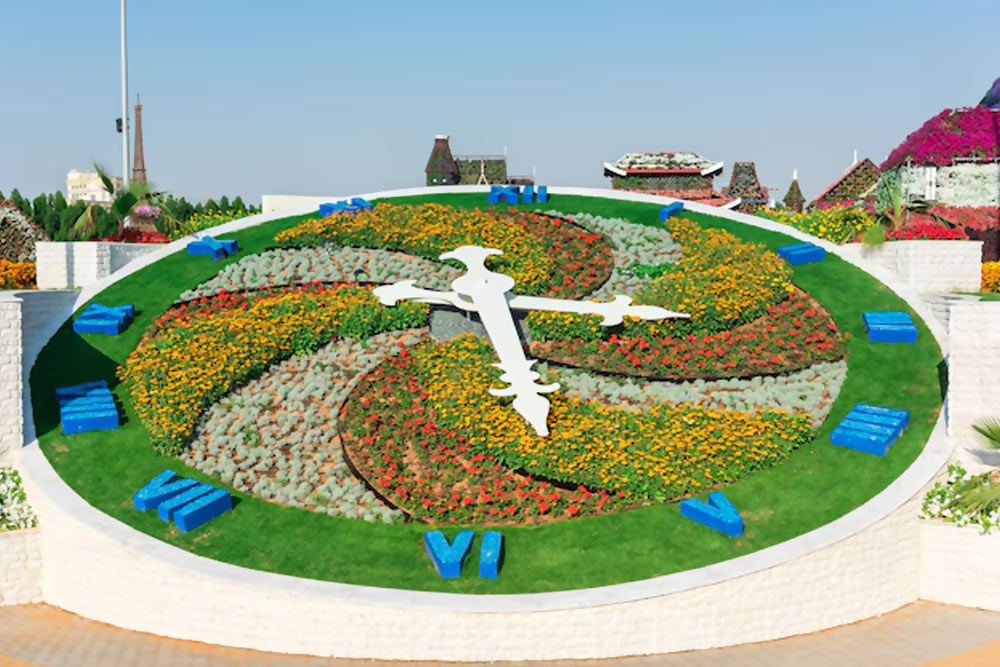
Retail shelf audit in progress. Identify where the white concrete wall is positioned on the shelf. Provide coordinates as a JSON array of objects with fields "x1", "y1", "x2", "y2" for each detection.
[
  {"x1": 35, "y1": 242, "x2": 160, "y2": 289},
  {"x1": 0, "y1": 295, "x2": 22, "y2": 467},
  {"x1": 18, "y1": 464, "x2": 927, "y2": 660},
  {"x1": 12, "y1": 186, "x2": 956, "y2": 660},
  {"x1": 947, "y1": 303, "x2": 1000, "y2": 454},
  {"x1": 0, "y1": 528, "x2": 42, "y2": 605},
  {"x1": 843, "y1": 240, "x2": 983, "y2": 294},
  {"x1": 920, "y1": 521, "x2": 1000, "y2": 610}
]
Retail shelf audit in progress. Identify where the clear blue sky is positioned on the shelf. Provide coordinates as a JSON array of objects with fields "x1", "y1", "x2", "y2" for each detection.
[{"x1": 3, "y1": 1, "x2": 998, "y2": 205}]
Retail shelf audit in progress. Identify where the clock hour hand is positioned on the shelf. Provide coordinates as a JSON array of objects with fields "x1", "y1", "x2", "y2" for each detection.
[{"x1": 507, "y1": 294, "x2": 689, "y2": 326}]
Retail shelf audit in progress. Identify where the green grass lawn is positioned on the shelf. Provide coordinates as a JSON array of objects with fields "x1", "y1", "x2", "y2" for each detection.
[{"x1": 31, "y1": 193, "x2": 944, "y2": 593}]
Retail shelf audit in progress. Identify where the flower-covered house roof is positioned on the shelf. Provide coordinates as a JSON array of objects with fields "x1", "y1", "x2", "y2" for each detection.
[
  {"x1": 881, "y1": 106, "x2": 1000, "y2": 170},
  {"x1": 808, "y1": 159, "x2": 879, "y2": 210},
  {"x1": 603, "y1": 152, "x2": 724, "y2": 176}
]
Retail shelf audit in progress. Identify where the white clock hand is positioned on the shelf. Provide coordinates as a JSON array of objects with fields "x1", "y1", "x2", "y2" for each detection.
[{"x1": 440, "y1": 247, "x2": 559, "y2": 437}]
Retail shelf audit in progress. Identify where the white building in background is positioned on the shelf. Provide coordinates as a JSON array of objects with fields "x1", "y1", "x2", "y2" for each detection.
[{"x1": 65, "y1": 169, "x2": 123, "y2": 205}]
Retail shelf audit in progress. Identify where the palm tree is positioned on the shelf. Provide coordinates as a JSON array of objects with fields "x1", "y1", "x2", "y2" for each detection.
[
  {"x1": 973, "y1": 417, "x2": 1000, "y2": 449},
  {"x1": 69, "y1": 163, "x2": 142, "y2": 240}
]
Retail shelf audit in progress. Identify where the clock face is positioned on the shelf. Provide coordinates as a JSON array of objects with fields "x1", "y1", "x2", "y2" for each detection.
[{"x1": 121, "y1": 202, "x2": 846, "y2": 526}]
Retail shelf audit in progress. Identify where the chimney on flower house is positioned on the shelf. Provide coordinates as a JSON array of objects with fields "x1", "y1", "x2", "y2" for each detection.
[{"x1": 425, "y1": 135, "x2": 459, "y2": 186}]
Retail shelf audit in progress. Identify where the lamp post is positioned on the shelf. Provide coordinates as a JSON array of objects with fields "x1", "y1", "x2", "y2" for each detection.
[{"x1": 120, "y1": 0, "x2": 130, "y2": 189}]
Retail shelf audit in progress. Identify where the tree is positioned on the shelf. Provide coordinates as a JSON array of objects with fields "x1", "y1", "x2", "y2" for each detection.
[
  {"x1": 32, "y1": 194, "x2": 49, "y2": 224},
  {"x1": 9, "y1": 189, "x2": 25, "y2": 214},
  {"x1": 231, "y1": 196, "x2": 245, "y2": 212},
  {"x1": 69, "y1": 163, "x2": 141, "y2": 240},
  {"x1": 53, "y1": 190, "x2": 67, "y2": 212},
  {"x1": 218, "y1": 195, "x2": 230, "y2": 211},
  {"x1": 204, "y1": 198, "x2": 219, "y2": 212}
]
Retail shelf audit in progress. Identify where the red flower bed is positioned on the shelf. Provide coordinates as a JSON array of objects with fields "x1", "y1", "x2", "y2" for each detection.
[
  {"x1": 339, "y1": 349, "x2": 626, "y2": 525},
  {"x1": 927, "y1": 205, "x2": 1000, "y2": 232},
  {"x1": 530, "y1": 292, "x2": 846, "y2": 381},
  {"x1": 888, "y1": 216, "x2": 969, "y2": 240},
  {"x1": 96, "y1": 228, "x2": 170, "y2": 243},
  {"x1": 507, "y1": 211, "x2": 613, "y2": 298}
]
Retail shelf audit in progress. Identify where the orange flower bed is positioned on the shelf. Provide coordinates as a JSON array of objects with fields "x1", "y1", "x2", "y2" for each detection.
[{"x1": 0, "y1": 260, "x2": 36, "y2": 289}]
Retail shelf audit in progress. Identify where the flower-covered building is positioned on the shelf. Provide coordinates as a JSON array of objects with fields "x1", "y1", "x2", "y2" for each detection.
[
  {"x1": 603, "y1": 152, "x2": 735, "y2": 207},
  {"x1": 425, "y1": 135, "x2": 533, "y2": 187},
  {"x1": 808, "y1": 157, "x2": 880, "y2": 210},
  {"x1": 722, "y1": 161, "x2": 768, "y2": 213},
  {"x1": 880, "y1": 103, "x2": 1000, "y2": 208}
]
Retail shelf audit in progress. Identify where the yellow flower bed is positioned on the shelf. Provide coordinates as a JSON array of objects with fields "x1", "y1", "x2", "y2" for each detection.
[
  {"x1": 983, "y1": 262, "x2": 1000, "y2": 292},
  {"x1": 274, "y1": 203, "x2": 555, "y2": 294},
  {"x1": 414, "y1": 336, "x2": 812, "y2": 500},
  {"x1": 0, "y1": 260, "x2": 36, "y2": 289},
  {"x1": 757, "y1": 205, "x2": 874, "y2": 244},
  {"x1": 119, "y1": 286, "x2": 427, "y2": 455},
  {"x1": 528, "y1": 218, "x2": 793, "y2": 339},
  {"x1": 633, "y1": 218, "x2": 793, "y2": 334}
]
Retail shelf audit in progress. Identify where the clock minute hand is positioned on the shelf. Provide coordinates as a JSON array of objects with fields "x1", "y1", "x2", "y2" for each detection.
[{"x1": 440, "y1": 246, "x2": 559, "y2": 437}]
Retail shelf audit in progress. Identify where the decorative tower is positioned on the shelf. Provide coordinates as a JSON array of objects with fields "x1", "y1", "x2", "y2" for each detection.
[
  {"x1": 783, "y1": 168, "x2": 805, "y2": 212},
  {"x1": 726, "y1": 162, "x2": 768, "y2": 212},
  {"x1": 425, "y1": 135, "x2": 458, "y2": 186},
  {"x1": 131, "y1": 96, "x2": 147, "y2": 185}
]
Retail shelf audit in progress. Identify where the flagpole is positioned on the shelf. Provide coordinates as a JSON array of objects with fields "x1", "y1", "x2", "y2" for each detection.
[{"x1": 120, "y1": 0, "x2": 130, "y2": 189}]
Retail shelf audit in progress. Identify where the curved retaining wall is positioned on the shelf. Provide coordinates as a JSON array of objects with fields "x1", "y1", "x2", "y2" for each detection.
[{"x1": 15, "y1": 186, "x2": 953, "y2": 660}]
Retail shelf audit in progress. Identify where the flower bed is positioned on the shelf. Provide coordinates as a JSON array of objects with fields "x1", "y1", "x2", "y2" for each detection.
[
  {"x1": 887, "y1": 217, "x2": 970, "y2": 240},
  {"x1": 756, "y1": 205, "x2": 876, "y2": 244},
  {"x1": 530, "y1": 291, "x2": 846, "y2": 380},
  {"x1": 184, "y1": 331, "x2": 428, "y2": 523},
  {"x1": 96, "y1": 228, "x2": 170, "y2": 243},
  {"x1": 526, "y1": 217, "x2": 792, "y2": 346},
  {"x1": 983, "y1": 262, "x2": 1000, "y2": 292},
  {"x1": 340, "y1": 345, "x2": 627, "y2": 524},
  {"x1": 274, "y1": 204, "x2": 614, "y2": 298},
  {"x1": 341, "y1": 335, "x2": 812, "y2": 522},
  {"x1": 119, "y1": 284, "x2": 428, "y2": 455},
  {"x1": 927, "y1": 205, "x2": 1000, "y2": 232},
  {"x1": 543, "y1": 360, "x2": 846, "y2": 428},
  {"x1": 0, "y1": 259, "x2": 36, "y2": 289},
  {"x1": 179, "y1": 247, "x2": 458, "y2": 302}
]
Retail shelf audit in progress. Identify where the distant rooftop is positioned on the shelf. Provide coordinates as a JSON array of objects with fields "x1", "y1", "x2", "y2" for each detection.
[{"x1": 605, "y1": 152, "x2": 723, "y2": 176}]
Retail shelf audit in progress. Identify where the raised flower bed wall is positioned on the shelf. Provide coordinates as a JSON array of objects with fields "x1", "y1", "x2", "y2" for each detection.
[
  {"x1": 0, "y1": 528, "x2": 42, "y2": 605},
  {"x1": 920, "y1": 521, "x2": 1000, "y2": 611},
  {"x1": 35, "y1": 242, "x2": 162, "y2": 290},
  {"x1": 844, "y1": 240, "x2": 983, "y2": 293},
  {"x1": 947, "y1": 302, "x2": 1000, "y2": 451}
]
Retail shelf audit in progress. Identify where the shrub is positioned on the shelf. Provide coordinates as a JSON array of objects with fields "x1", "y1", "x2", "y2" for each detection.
[
  {"x1": 0, "y1": 468, "x2": 37, "y2": 531},
  {"x1": 922, "y1": 463, "x2": 1000, "y2": 533}
]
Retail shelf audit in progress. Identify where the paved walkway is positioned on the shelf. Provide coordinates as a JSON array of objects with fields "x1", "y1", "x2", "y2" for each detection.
[{"x1": 0, "y1": 601, "x2": 998, "y2": 666}]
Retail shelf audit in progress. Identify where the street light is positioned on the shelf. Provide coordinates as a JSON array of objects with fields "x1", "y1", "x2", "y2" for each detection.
[{"x1": 120, "y1": 0, "x2": 130, "y2": 189}]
